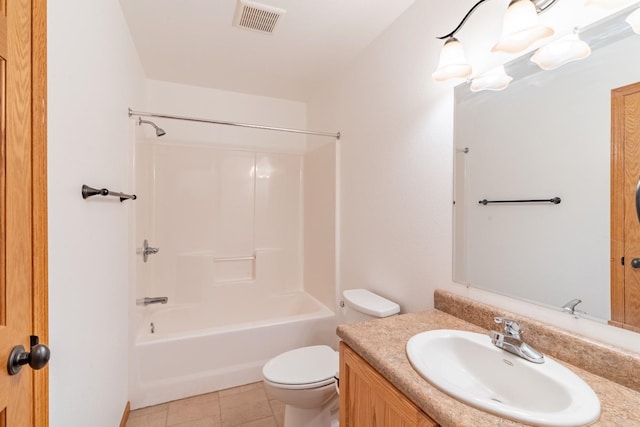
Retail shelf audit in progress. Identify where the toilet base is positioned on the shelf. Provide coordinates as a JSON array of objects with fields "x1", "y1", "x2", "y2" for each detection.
[{"x1": 284, "y1": 394, "x2": 339, "y2": 427}]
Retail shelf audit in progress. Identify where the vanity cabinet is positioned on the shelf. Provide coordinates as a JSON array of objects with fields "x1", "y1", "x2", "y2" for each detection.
[{"x1": 339, "y1": 342, "x2": 439, "y2": 427}]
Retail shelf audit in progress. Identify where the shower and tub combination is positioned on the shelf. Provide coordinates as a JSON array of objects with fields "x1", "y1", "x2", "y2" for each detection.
[{"x1": 129, "y1": 109, "x2": 340, "y2": 409}]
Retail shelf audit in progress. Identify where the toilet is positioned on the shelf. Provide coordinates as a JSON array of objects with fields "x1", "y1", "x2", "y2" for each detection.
[{"x1": 262, "y1": 289, "x2": 400, "y2": 427}]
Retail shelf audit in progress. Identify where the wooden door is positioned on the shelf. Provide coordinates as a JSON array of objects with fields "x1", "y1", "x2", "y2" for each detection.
[
  {"x1": 611, "y1": 81, "x2": 640, "y2": 332},
  {"x1": 0, "y1": 0, "x2": 48, "y2": 425},
  {"x1": 339, "y1": 342, "x2": 438, "y2": 427}
]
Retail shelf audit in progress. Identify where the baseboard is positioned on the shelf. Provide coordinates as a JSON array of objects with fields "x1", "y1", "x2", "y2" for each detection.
[{"x1": 119, "y1": 401, "x2": 131, "y2": 427}]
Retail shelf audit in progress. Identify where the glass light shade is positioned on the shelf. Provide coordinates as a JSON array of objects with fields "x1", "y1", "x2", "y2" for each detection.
[
  {"x1": 492, "y1": 0, "x2": 555, "y2": 54},
  {"x1": 530, "y1": 33, "x2": 592, "y2": 70},
  {"x1": 432, "y1": 38, "x2": 472, "y2": 82},
  {"x1": 626, "y1": 8, "x2": 640, "y2": 34},
  {"x1": 470, "y1": 66, "x2": 514, "y2": 92}
]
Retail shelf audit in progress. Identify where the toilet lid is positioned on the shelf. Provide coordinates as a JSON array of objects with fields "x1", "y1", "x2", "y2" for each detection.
[{"x1": 263, "y1": 345, "x2": 338, "y2": 386}]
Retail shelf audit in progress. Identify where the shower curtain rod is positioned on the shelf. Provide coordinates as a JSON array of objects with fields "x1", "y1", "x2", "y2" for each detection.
[{"x1": 128, "y1": 108, "x2": 340, "y2": 140}]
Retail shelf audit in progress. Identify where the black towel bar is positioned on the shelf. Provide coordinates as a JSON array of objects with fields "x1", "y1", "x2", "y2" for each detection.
[
  {"x1": 478, "y1": 197, "x2": 561, "y2": 205},
  {"x1": 82, "y1": 184, "x2": 136, "y2": 202}
]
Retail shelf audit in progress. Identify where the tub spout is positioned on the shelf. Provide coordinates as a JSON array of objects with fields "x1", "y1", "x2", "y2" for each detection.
[{"x1": 137, "y1": 297, "x2": 168, "y2": 306}]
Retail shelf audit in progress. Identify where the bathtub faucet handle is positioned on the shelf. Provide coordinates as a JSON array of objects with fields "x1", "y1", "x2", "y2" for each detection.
[{"x1": 137, "y1": 239, "x2": 159, "y2": 262}]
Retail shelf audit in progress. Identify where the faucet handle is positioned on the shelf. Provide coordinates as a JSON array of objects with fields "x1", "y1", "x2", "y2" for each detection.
[
  {"x1": 494, "y1": 317, "x2": 522, "y2": 338},
  {"x1": 562, "y1": 298, "x2": 582, "y2": 315}
]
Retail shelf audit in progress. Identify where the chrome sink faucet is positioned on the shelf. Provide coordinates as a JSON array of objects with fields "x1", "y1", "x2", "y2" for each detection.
[
  {"x1": 562, "y1": 299, "x2": 583, "y2": 316},
  {"x1": 489, "y1": 317, "x2": 544, "y2": 364}
]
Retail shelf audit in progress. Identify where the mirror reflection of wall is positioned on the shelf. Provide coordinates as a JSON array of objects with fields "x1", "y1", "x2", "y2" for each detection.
[{"x1": 453, "y1": 7, "x2": 640, "y2": 322}]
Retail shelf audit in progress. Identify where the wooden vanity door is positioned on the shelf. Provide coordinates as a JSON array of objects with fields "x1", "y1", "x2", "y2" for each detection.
[
  {"x1": 339, "y1": 342, "x2": 438, "y2": 427},
  {"x1": 611, "y1": 81, "x2": 640, "y2": 332}
]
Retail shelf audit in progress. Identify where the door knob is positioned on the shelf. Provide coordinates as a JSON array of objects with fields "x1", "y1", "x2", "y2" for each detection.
[
  {"x1": 632, "y1": 258, "x2": 640, "y2": 269},
  {"x1": 7, "y1": 335, "x2": 50, "y2": 375}
]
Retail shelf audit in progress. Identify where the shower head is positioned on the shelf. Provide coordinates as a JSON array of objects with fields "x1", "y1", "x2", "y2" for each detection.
[{"x1": 138, "y1": 117, "x2": 166, "y2": 137}]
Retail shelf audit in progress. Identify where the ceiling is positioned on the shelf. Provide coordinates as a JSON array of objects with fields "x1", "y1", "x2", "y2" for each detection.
[{"x1": 120, "y1": 0, "x2": 416, "y2": 102}]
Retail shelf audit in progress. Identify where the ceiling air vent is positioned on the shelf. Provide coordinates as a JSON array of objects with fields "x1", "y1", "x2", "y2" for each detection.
[{"x1": 233, "y1": 0, "x2": 286, "y2": 35}]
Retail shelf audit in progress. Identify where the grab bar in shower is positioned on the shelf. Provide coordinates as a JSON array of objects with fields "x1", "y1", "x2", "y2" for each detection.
[
  {"x1": 213, "y1": 255, "x2": 256, "y2": 262},
  {"x1": 82, "y1": 184, "x2": 137, "y2": 202},
  {"x1": 478, "y1": 197, "x2": 561, "y2": 205}
]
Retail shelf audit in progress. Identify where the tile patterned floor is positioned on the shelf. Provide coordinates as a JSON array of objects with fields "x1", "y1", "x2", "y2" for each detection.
[{"x1": 126, "y1": 382, "x2": 285, "y2": 427}]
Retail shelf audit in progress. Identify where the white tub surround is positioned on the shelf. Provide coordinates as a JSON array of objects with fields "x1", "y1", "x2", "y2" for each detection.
[{"x1": 131, "y1": 291, "x2": 335, "y2": 409}]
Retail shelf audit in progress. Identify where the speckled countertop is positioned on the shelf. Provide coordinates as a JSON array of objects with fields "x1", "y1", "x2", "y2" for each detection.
[{"x1": 336, "y1": 292, "x2": 640, "y2": 427}]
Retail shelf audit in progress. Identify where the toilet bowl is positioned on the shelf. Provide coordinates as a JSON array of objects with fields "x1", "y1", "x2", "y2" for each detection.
[
  {"x1": 263, "y1": 345, "x2": 339, "y2": 427},
  {"x1": 262, "y1": 289, "x2": 400, "y2": 427}
]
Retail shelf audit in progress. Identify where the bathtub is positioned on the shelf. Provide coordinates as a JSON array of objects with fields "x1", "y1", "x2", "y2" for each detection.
[{"x1": 129, "y1": 290, "x2": 337, "y2": 409}]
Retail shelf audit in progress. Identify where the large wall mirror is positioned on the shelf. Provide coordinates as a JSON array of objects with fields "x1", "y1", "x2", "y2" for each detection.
[{"x1": 453, "y1": 4, "x2": 640, "y2": 326}]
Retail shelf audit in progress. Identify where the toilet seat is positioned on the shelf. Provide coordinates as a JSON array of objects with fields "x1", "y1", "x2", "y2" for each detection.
[{"x1": 263, "y1": 345, "x2": 338, "y2": 390}]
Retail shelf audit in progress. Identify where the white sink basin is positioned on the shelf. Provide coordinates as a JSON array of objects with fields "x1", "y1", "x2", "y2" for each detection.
[{"x1": 406, "y1": 329, "x2": 600, "y2": 426}]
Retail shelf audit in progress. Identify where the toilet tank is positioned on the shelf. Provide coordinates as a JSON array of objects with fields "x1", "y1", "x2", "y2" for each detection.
[{"x1": 342, "y1": 289, "x2": 400, "y2": 323}]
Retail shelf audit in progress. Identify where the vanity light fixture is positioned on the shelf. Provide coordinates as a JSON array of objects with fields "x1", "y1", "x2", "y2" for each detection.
[
  {"x1": 492, "y1": 0, "x2": 555, "y2": 53},
  {"x1": 626, "y1": 7, "x2": 640, "y2": 33},
  {"x1": 530, "y1": 30, "x2": 592, "y2": 70},
  {"x1": 432, "y1": 37, "x2": 472, "y2": 82},
  {"x1": 470, "y1": 65, "x2": 513, "y2": 92},
  {"x1": 433, "y1": 0, "x2": 560, "y2": 82}
]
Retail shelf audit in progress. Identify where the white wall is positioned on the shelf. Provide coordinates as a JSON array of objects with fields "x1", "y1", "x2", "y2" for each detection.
[
  {"x1": 143, "y1": 79, "x2": 308, "y2": 152},
  {"x1": 308, "y1": 0, "x2": 455, "y2": 314},
  {"x1": 304, "y1": 141, "x2": 336, "y2": 309},
  {"x1": 307, "y1": 0, "x2": 640, "y2": 352},
  {"x1": 48, "y1": 0, "x2": 145, "y2": 425}
]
